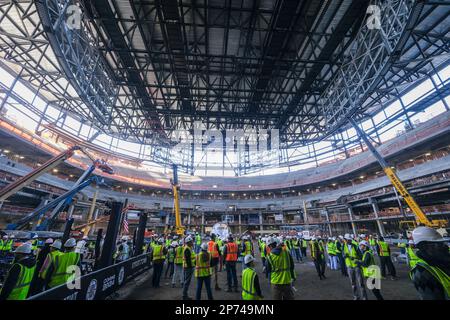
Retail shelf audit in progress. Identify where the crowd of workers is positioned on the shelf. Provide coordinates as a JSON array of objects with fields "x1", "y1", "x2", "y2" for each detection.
[
  {"x1": 144, "y1": 226, "x2": 449, "y2": 300},
  {"x1": 0, "y1": 225, "x2": 448, "y2": 300}
]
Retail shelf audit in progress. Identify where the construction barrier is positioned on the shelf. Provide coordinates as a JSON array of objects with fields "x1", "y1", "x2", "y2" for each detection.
[{"x1": 29, "y1": 253, "x2": 152, "y2": 300}]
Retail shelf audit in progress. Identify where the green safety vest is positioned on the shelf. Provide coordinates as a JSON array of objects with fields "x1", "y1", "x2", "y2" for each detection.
[
  {"x1": 31, "y1": 240, "x2": 39, "y2": 252},
  {"x1": 166, "y1": 239, "x2": 172, "y2": 247},
  {"x1": 152, "y1": 244, "x2": 165, "y2": 261},
  {"x1": 244, "y1": 241, "x2": 252, "y2": 256},
  {"x1": 334, "y1": 240, "x2": 341, "y2": 254},
  {"x1": 301, "y1": 239, "x2": 308, "y2": 248},
  {"x1": 378, "y1": 241, "x2": 390, "y2": 257},
  {"x1": 174, "y1": 246, "x2": 184, "y2": 265},
  {"x1": 311, "y1": 241, "x2": 324, "y2": 259},
  {"x1": 292, "y1": 240, "x2": 300, "y2": 249},
  {"x1": 0, "y1": 239, "x2": 13, "y2": 252},
  {"x1": 361, "y1": 250, "x2": 379, "y2": 278},
  {"x1": 267, "y1": 249, "x2": 292, "y2": 285},
  {"x1": 49, "y1": 251, "x2": 80, "y2": 288},
  {"x1": 39, "y1": 250, "x2": 63, "y2": 280},
  {"x1": 242, "y1": 267, "x2": 261, "y2": 300},
  {"x1": 327, "y1": 242, "x2": 336, "y2": 255},
  {"x1": 195, "y1": 251, "x2": 212, "y2": 277},
  {"x1": 369, "y1": 239, "x2": 376, "y2": 246},
  {"x1": 406, "y1": 247, "x2": 420, "y2": 269},
  {"x1": 410, "y1": 258, "x2": 450, "y2": 299},
  {"x1": 183, "y1": 246, "x2": 196, "y2": 268},
  {"x1": 167, "y1": 248, "x2": 175, "y2": 263},
  {"x1": 284, "y1": 240, "x2": 292, "y2": 250},
  {"x1": 343, "y1": 244, "x2": 358, "y2": 268},
  {"x1": 260, "y1": 242, "x2": 266, "y2": 258},
  {"x1": 4, "y1": 263, "x2": 36, "y2": 300},
  {"x1": 195, "y1": 235, "x2": 201, "y2": 245}
]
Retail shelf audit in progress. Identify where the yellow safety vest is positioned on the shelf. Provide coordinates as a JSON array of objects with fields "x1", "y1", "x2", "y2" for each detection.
[
  {"x1": 174, "y1": 246, "x2": 184, "y2": 265},
  {"x1": 49, "y1": 251, "x2": 80, "y2": 288},
  {"x1": 195, "y1": 251, "x2": 212, "y2": 277},
  {"x1": 39, "y1": 250, "x2": 62, "y2": 280},
  {"x1": 410, "y1": 258, "x2": 450, "y2": 299},
  {"x1": 242, "y1": 267, "x2": 261, "y2": 300},
  {"x1": 3, "y1": 263, "x2": 36, "y2": 300},
  {"x1": 267, "y1": 249, "x2": 292, "y2": 285},
  {"x1": 244, "y1": 241, "x2": 252, "y2": 256},
  {"x1": 343, "y1": 244, "x2": 358, "y2": 268},
  {"x1": 406, "y1": 247, "x2": 419, "y2": 269},
  {"x1": 378, "y1": 241, "x2": 390, "y2": 257},
  {"x1": 361, "y1": 250, "x2": 379, "y2": 278},
  {"x1": 152, "y1": 244, "x2": 165, "y2": 261}
]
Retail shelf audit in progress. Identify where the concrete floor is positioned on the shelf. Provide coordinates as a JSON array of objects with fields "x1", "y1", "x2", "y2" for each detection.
[{"x1": 124, "y1": 253, "x2": 419, "y2": 300}]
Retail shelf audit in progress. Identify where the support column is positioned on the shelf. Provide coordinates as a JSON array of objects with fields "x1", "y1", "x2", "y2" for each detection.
[
  {"x1": 89, "y1": 208, "x2": 99, "y2": 236},
  {"x1": 369, "y1": 198, "x2": 386, "y2": 236},
  {"x1": 303, "y1": 201, "x2": 308, "y2": 225},
  {"x1": 188, "y1": 213, "x2": 191, "y2": 226},
  {"x1": 84, "y1": 189, "x2": 98, "y2": 237},
  {"x1": 347, "y1": 206, "x2": 357, "y2": 235},
  {"x1": 238, "y1": 213, "x2": 242, "y2": 234},
  {"x1": 259, "y1": 212, "x2": 263, "y2": 232},
  {"x1": 67, "y1": 204, "x2": 75, "y2": 219},
  {"x1": 201, "y1": 212, "x2": 205, "y2": 234},
  {"x1": 98, "y1": 202, "x2": 123, "y2": 269},
  {"x1": 134, "y1": 212, "x2": 148, "y2": 256},
  {"x1": 324, "y1": 208, "x2": 332, "y2": 236}
]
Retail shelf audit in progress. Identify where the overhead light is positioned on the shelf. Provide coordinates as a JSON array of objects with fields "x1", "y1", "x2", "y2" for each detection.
[
  {"x1": 425, "y1": 153, "x2": 431, "y2": 156},
  {"x1": 3, "y1": 150, "x2": 10, "y2": 154},
  {"x1": 69, "y1": 174, "x2": 74, "y2": 178},
  {"x1": 128, "y1": 187, "x2": 133, "y2": 191},
  {"x1": 360, "y1": 175, "x2": 365, "y2": 179},
  {"x1": 332, "y1": 183, "x2": 337, "y2": 186},
  {"x1": 248, "y1": 185, "x2": 252, "y2": 188},
  {"x1": 243, "y1": 193, "x2": 246, "y2": 196},
  {"x1": 231, "y1": 193, "x2": 235, "y2": 196},
  {"x1": 52, "y1": 169, "x2": 58, "y2": 173},
  {"x1": 409, "y1": 159, "x2": 414, "y2": 162},
  {"x1": 212, "y1": 185, "x2": 217, "y2": 188},
  {"x1": 19, "y1": 156, "x2": 24, "y2": 159}
]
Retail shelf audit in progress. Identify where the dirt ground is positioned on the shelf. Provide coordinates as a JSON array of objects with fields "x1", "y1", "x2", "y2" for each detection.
[{"x1": 123, "y1": 250, "x2": 419, "y2": 300}]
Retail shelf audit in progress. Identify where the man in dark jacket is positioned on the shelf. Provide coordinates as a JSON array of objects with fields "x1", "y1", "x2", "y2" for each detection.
[
  {"x1": 29, "y1": 238, "x2": 53, "y2": 295},
  {"x1": 0, "y1": 243, "x2": 36, "y2": 300},
  {"x1": 410, "y1": 227, "x2": 450, "y2": 300}
]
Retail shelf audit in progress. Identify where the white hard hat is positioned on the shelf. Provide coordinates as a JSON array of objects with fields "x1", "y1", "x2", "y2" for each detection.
[
  {"x1": 338, "y1": 235, "x2": 344, "y2": 239},
  {"x1": 408, "y1": 240, "x2": 414, "y2": 245},
  {"x1": 173, "y1": 235, "x2": 179, "y2": 240},
  {"x1": 359, "y1": 240, "x2": 369, "y2": 247},
  {"x1": 360, "y1": 234, "x2": 366, "y2": 238},
  {"x1": 14, "y1": 242, "x2": 32, "y2": 254},
  {"x1": 185, "y1": 236, "x2": 193, "y2": 243},
  {"x1": 32, "y1": 234, "x2": 39, "y2": 239},
  {"x1": 158, "y1": 237, "x2": 164, "y2": 243},
  {"x1": 83, "y1": 236, "x2": 89, "y2": 240},
  {"x1": 45, "y1": 238, "x2": 54, "y2": 244},
  {"x1": 201, "y1": 242, "x2": 208, "y2": 251},
  {"x1": 51, "y1": 240, "x2": 62, "y2": 250},
  {"x1": 311, "y1": 236, "x2": 316, "y2": 241},
  {"x1": 10, "y1": 235, "x2": 15, "y2": 239},
  {"x1": 64, "y1": 238, "x2": 77, "y2": 248},
  {"x1": 244, "y1": 254, "x2": 255, "y2": 265},
  {"x1": 266, "y1": 237, "x2": 276, "y2": 246},
  {"x1": 171, "y1": 241, "x2": 178, "y2": 247},
  {"x1": 412, "y1": 226, "x2": 446, "y2": 245},
  {"x1": 344, "y1": 233, "x2": 352, "y2": 240},
  {"x1": 2, "y1": 235, "x2": 7, "y2": 239}
]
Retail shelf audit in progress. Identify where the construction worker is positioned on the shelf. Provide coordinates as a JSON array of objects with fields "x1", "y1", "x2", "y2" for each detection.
[
  {"x1": 39, "y1": 240, "x2": 63, "y2": 290},
  {"x1": 165, "y1": 241, "x2": 176, "y2": 279},
  {"x1": 151, "y1": 237, "x2": 166, "y2": 288},
  {"x1": 406, "y1": 239, "x2": 419, "y2": 269},
  {"x1": 216, "y1": 236, "x2": 224, "y2": 272},
  {"x1": 172, "y1": 241, "x2": 184, "y2": 288},
  {"x1": 343, "y1": 234, "x2": 367, "y2": 300},
  {"x1": 182, "y1": 236, "x2": 196, "y2": 300},
  {"x1": 310, "y1": 236, "x2": 326, "y2": 280},
  {"x1": 410, "y1": 226, "x2": 450, "y2": 300},
  {"x1": 242, "y1": 254, "x2": 263, "y2": 300},
  {"x1": 29, "y1": 238, "x2": 53, "y2": 295},
  {"x1": 0, "y1": 235, "x2": 13, "y2": 257},
  {"x1": 0, "y1": 242, "x2": 36, "y2": 300},
  {"x1": 301, "y1": 236, "x2": 308, "y2": 259},
  {"x1": 292, "y1": 236, "x2": 301, "y2": 262},
  {"x1": 30, "y1": 234, "x2": 39, "y2": 255},
  {"x1": 46, "y1": 238, "x2": 81, "y2": 289},
  {"x1": 223, "y1": 235, "x2": 239, "y2": 292},
  {"x1": 259, "y1": 237, "x2": 267, "y2": 268},
  {"x1": 195, "y1": 232, "x2": 202, "y2": 254},
  {"x1": 368, "y1": 235, "x2": 377, "y2": 255},
  {"x1": 377, "y1": 236, "x2": 397, "y2": 280},
  {"x1": 241, "y1": 235, "x2": 253, "y2": 270},
  {"x1": 326, "y1": 237, "x2": 338, "y2": 270},
  {"x1": 208, "y1": 233, "x2": 221, "y2": 290},
  {"x1": 115, "y1": 236, "x2": 130, "y2": 262},
  {"x1": 358, "y1": 240, "x2": 383, "y2": 300},
  {"x1": 266, "y1": 237, "x2": 296, "y2": 300},
  {"x1": 336, "y1": 235, "x2": 347, "y2": 276},
  {"x1": 195, "y1": 243, "x2": 213, "y2": 300}
]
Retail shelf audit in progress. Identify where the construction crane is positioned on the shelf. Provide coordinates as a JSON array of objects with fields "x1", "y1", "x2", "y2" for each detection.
[
  {"x1": 349, "y1": 118, "x2": 446, "y2": 228},
  {"x1": 0, "y1": 146, "x2": 81, "y2": 202},
  {"x1": 170, "y1": 164, "x2": 184, "y2": 235}
]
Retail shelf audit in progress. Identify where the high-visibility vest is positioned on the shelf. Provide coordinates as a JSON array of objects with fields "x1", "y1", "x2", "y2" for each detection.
[
  {"x1": 369, "y1": 239, "x2": 376, "y2": 246},
  {"x1": 49, "y1": 251, "x2": 80, "y2": 288},
  {"x1": 292, "y1": 240, "x2": 300, "y2": 249},
  {"x1": 260, "y1": 242, "x2": 266, "y2": 258},
  {"x1": 167, "y1": 248, "x2": 175, "y2": 263},
  {"x1": 195, "y1": 251, "x2": 212, "y2": 277},
  {"x1": 410, "y1": 258, "x2": 450, "y2": 299},
  {"x1": 195, "y1": 235, "x2": 201, "y2": 245},
  {"x1": 301, "y1": 240, "x2": 308, "y2": 248},
  {"x1": 225, "y1": 242, "x2": 238, "y2": 262},
  {"x1": 311, "y1": 241, "x2": 324, "y2": 259},
  {"x1": 267, "y1": 249, "x2": 292, "y2": 285},
  {"x1": 334, "y1": 240, "x2": 341, "y2": 254},
  {"x1": 406, "y1": 247, "x2": 420, "y2": 269},
  {"x1": 361, "y1": 250, "x2": 379, "y2": 278},
  {"x1": 343, "y1": 244, "x2": 358, "y2": 268},
  {"x1": 174, "y1": 246, "x2": 184, "y2": 265},
  {"x1": 378, "y1": 241, "x2": 390, "y2": 257},
  {"x1": 327, "y1": 242, "x2": 336, "y2": 255},
  {"x1": 39, "y1": 250, "x2": 62, "y2": 280},
  {"x1": 208, "y1": 240, "x2": 219, "y2": 258},
  {"x1": 0, "y1": 239, "x2": 13, "y2": 252},
  {"x1": 166, "y1": 239, "x2": 172, "y2": 247},
  {"x1": 183, "y1": 246, "x2": 196, "y2": 268},
  {"x1": 152, "y1": 244, "x2": 165, "y2": 261},
  {"x1": 31, "y1": 240, "x2": 38, "y2": 252},
  {"x1": 4, "y1": 263, "x2": 36, "y2": 300},
  {"x1": 242, "y1": 268, "x2": 261, "y2": 300},
  {"x1": 284, "y1": 240, "x2": 292, "y2": 250},
  {"x1": 244, "y1": 241, "x2": 252, "y2": 256}
]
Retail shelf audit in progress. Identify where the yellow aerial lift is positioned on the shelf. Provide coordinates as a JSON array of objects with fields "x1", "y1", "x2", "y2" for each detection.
[
  {"x1": 170, "y1": 164, "x2": 184, "y2": 235},
  {"x1": 350, "y1": 118, "x2": 447, "y2": 229}
]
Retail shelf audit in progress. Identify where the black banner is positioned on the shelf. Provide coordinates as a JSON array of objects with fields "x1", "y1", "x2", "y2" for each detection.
[{"x1": 29, "y1": 253, "x2": 152, "y2": 300}]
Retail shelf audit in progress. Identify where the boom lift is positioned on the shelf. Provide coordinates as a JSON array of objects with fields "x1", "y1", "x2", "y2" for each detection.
[
  {"x1": 0, "y1": 146, "x2": 81, "y2": 202},
  {"x1": 170, "y1": 164, "x2": 184, "y2": 235},
  {"x1": 349, "y1": 118, "x2": 446, "y2": 228}
]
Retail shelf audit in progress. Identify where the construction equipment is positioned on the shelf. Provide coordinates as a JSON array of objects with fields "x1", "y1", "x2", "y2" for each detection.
[
  {"x1": 170, "y1": 164, "x2": 184, "y2": 235},
  {"x1": 350, "y1": 118, "x2": 446, "y2": 228},
  {"x1": 5, "y1": 160, "x2": 113, "y2": 231},
  {"x1": 0, "y1": 146, "x2": 81, "y2": 202}
]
